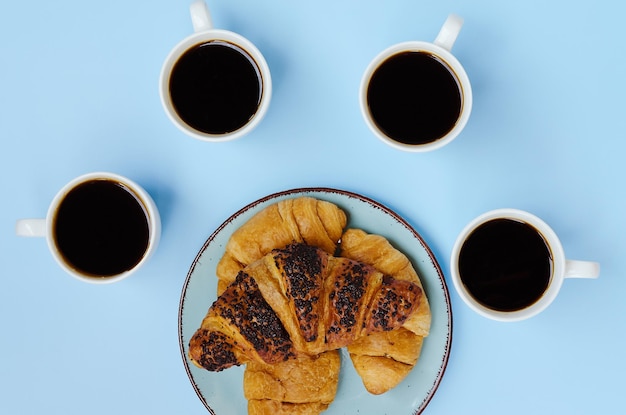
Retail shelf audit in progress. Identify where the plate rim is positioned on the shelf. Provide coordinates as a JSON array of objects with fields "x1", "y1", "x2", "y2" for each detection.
[{"x1": 178, "y1": 187, "x2": 453, "y2": 415}]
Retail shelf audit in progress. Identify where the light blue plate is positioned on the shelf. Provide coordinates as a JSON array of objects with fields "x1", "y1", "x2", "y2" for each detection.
[{"x1": 178, "y1": 188, "x2": 452, "y2": 415}]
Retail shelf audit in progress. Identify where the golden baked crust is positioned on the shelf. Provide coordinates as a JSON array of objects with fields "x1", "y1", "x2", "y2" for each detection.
[
  {"x1": 350, "y1": 354, "x2": 414, "y2": 395},
  {"x1": 248, "y1": 400, "x2": 330, "y2": 415},
  {"x1": 348, "y1": 327, "x2": 423, "y2": 365},
  {"x1": 348, "y1": 327, "x2": 424, "y2": 394},
  {"x1": 244, "y1": 350, "x2": 340, "y2": 405}
]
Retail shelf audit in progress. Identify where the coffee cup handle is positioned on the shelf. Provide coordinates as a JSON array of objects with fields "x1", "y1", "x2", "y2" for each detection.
[
  {"x1": 16, "y1": 219, "x2": 46, "y2": 237},
  {"x1": 564, "y1": 259, "x2": 600, "y2": 279},
  {"x1": 190, "y1": 0, "x2": 213, "y2": 33},
  {"x1": 434, "y1": 14, "x2": 464, "y2": 52}
]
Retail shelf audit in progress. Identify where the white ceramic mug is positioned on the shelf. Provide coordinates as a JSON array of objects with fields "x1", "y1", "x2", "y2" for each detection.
[
  {"x1": 450, "y1": 209, "x2": 600, "y2": 322},
  {"x1": 16, "y1": 172, "x2": 161, "y2": 284},
  {"x1": 360, "y1": 14, "x2": 472, "y2": 152},
  {"x1": 159, "y1": 0, "x2": 272, "y2": 142}
]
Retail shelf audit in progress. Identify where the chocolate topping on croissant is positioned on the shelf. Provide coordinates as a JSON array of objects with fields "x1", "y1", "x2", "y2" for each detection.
[
  {"x1": 220, "y1": 271, "x2": 295, "y2": 362},
  {"x1": 189, "y1": 243, "x2": 422, "y2": 372},
  {"x1": 189, "y1": 329, "x2": 239, "y2": 372},
  {"x1": 367, "y1": 275, "x2": 420, "y2": 331},
  {"x1": 272, "y1": 242, "x2": 327, "y2": 343}
]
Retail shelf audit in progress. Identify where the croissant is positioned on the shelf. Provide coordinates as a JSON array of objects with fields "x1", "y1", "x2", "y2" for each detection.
[
  {"x1": 189, "y1": 243, "x2": 424, "y2": 370},
  {"x1": 339, "y1": 228, "x2": 431, "y2": 395}
]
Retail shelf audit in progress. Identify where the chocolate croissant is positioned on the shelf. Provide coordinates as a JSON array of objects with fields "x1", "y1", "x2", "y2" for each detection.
[{"x1": 189, "y1": 243, "x2": 424, "y2": 371}]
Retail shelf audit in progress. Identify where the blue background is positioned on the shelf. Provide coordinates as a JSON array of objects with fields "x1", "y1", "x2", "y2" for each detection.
[{"x1": 1, "y1": 1, "x2": 624, "y2": 414}]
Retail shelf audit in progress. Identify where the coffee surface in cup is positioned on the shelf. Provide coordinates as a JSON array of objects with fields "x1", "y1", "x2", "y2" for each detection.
[
  {"x1": 458, "y1": 219, "x2": 552, "y2": 311},
  {"x1": 53, "y1": 179, "x2": 150, "y2": 277},
  {"x1": 367, "y1": 51, "x2": 461, "y2": 145},
  {"x1": 169, "y1": 40, "x2": 262, "y2": 135}
]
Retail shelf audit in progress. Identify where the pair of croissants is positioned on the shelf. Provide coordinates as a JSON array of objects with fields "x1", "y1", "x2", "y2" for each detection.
[{"x1": 188, "y1": 197, "x2": 431, "y2": 415}]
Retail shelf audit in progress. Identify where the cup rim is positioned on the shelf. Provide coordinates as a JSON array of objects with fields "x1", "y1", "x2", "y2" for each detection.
[
  {"x1": 46, "y1": 172, "x2": 161, "y2": 284},
  {"x1": 359, "y1": 40, "x2": 472, "y2": 153},
  {"x1": 159, "y1": 29, "x2": 272, "y2": 143},
  {"x1": 449, "y1": 208, "x2": 565, "y2": 322}
]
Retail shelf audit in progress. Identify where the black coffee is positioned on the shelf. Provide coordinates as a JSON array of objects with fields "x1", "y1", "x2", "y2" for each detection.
[
  {"x1": 169, "y1": 41, "x2": 262, "y2": 135},
  {"x1": 366, "y1": 51, "x2": 462, "y2": 145},
  {"x1": 458, "y1": 219, "x2": 552, "y2": 312},
  {"x1": 53, "y1": 180, "x2": 150, "y2": 277}
]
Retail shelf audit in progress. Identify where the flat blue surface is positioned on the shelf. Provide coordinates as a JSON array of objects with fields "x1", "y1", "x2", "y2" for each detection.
[{"x1": 1, "y1": 1, "x2": 623, "y2": 414}]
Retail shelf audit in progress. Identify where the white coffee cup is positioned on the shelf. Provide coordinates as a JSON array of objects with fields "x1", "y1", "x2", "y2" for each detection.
[
  {"x1": 16, "y1": 172, "x2": 161, "y2": 284},
  {"x1": 450, "y1": 209, "x2": 600, "y2": 322},
  {"x1": 159, "y1": 0, "x2": 272, "y2": 142},
  {"x1": 360, "y1": 14, "x2": 472, "y2": 152}
]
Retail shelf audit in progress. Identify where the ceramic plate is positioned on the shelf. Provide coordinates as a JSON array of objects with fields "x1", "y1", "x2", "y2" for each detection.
[{"x1": 178, "y1": 188, "x2": 452, "y2": 415}]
